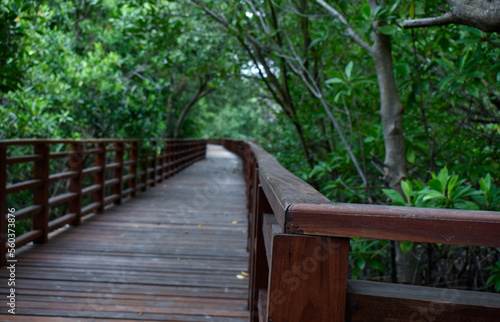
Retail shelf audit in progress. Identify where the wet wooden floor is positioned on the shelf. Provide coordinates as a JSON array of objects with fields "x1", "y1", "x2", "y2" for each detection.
[{"x1": 0, "y1": 145, "x2": 250, "y2": 321}]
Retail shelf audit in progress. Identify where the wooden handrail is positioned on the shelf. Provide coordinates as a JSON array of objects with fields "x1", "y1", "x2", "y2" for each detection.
[
  {"x1": 0, "y1": 138, "x2": 207, "y2": 266},
  {"x1": 220, "y1": 138, "x2": 500, "y2": 322}
]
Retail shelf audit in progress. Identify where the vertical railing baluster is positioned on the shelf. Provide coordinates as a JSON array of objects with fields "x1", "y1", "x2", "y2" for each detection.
[
  {"x1": 95, "y1": 142, "x2": 106, "y2": 213},
  {"x1": 69, "y1": 142, "x2": 83, "y2": 226},
  {"x1": 0, "y1": 145, "x2": 7, "y2": 266},
  {"x1": 33, "y1": 143, "x2": 50, "y2": 244},
  {"x1": 141, "y1": 143, "x2": 148, "y2": 191},
  {"x1": 130, "y1": 141, "x2": 138, "y2": 197},
  {"x1": 114, "y1": 141, "x2": 124, "y2": 205}
]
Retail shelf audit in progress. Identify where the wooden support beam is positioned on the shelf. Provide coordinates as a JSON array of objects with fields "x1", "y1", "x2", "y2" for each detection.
[
  {"x1": 249, "y1": 182, "x2": 273, "y2": 321},
  {"x1": 129, "y1": 142, "x2": 138, "y2": 197},
  {"x1": 33, "y1": 143, "x2": 50, "y2": 244},
  {"x1": 266, "y1": 234, "x2": 350, "y2": 321},
  {"x1": 113, "y1": 142, "x2": 124, "y2": 205},
  {"x1": 69, "y1": 142, "x2": 83, "y2": 226},
  {"x1": 94, "y1": 143, "x2": 106, "y2": 213}
]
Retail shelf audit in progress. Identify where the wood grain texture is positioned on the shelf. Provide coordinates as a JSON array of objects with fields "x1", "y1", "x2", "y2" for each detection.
[
  {"x1": 0, "y1": 145, "x2": 249, "y2": 321},
  {"x1": 287, "y1": 203, "x2": 500, "y2": 247},
  {"x1": 266, "y1": 234, "x2": 350, "y2": 322},
  {"x1": 347, "y1": 280, "x2": 500, "y2": 322}
]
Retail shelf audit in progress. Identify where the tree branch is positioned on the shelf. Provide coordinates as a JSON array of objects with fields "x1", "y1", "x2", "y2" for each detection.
[
  {"x1": 404, "y1": 0, "x2": 500, "y2": 33},
  {"x1": 315, "y1": 0, "x2": 372, "y2": 52}
]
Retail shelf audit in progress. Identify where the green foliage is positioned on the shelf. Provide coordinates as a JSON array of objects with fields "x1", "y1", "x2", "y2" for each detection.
[
  {"x1": 350, "y1": 238, "x2": 387, "y2": 279},
  {"x1": 486, "y1": 261, "x2": 500, "y2": 292},
  {"x1": 383, "y1": 166, "x2": 498, "y2": 211}
]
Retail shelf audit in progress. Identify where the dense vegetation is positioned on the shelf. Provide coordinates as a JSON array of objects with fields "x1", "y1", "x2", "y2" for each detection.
[{"x1": 1, "y1": 0, "x2": 499, "y2": 291}]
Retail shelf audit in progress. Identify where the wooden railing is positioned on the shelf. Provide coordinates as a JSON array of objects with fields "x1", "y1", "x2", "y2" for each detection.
[
  {"x1": 0, "y1": 138, "x2": 207, "y2": 266},
  {"x1": 221, "y1": 139, "x2": 500, "y2": 322}
]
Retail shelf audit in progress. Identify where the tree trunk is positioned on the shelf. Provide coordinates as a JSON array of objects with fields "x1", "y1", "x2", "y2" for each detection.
[
  {"x1": 173, "y1": 82, "x2": 214, "y2": 138},
  {"x1": 370, "y1": 30, "x2": 407, "y2": 191}
]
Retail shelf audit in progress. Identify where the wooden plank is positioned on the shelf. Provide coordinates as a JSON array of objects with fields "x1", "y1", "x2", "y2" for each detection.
[
  {"x1": 249, "y1": 184, "x2": 272, "y2": 322},
  {"x1": 266, "y1": 234, "x2": 350, "y2": 321},
  {"x1": 69, "y1": 142, "x2": 83, "y2": 225},
  {"x1": 0, "y1": 143, "x2": 248, "y2": 321},
  {"x1": 81, "y1": 202, "x2": 101, "y2": 216},
  {"x1": 82, "y1": 165, "x2": 102, "y2": 175},
  {"x1": 262, "y1": 212, "x2": 281, "y2": 265},
  {"x1": 6, "y1": 154, "x2": 43, "y2": 164},
  {"x1": 94, "y1": 143, "x2": 106, "y2": 213},
  {"x1": 13, "y1": 205, "x2": 42, "y2": 221},
  {"x1": 287, "y1": 203, "x2": 500, "y2": 247},
  {"x1": 15, "y1": 229, "x2": 43, "y2": 249},
  {"x1": 48, "y1": 171, "x2": 78, "y2": 183},
  {"x1": 33, "y1": 143, "x2": 50, "y2": 244},
  {"x1": 82, "y1": 184, "x2": 101, "y2": 196},
  {"x1": 6, "y1": 179, "x2": 43, "y2": 194},
  {"x1": 258, "y1": 289, "x2": 267, "y2": 322},
  {"x1": 347, "y1": 280, "x2": 500, "y2": 322},
  {"x1": 49, "y1": 151, "x2": 74, "y2": 159},
  {"x1": 48, "y1": 192, "x2": 78, "y2": 207},
  {"x1": 48, "y1": 213, "x2": 77, "y2": 231}
]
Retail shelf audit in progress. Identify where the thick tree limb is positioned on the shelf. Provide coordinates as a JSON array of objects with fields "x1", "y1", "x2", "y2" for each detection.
[{"x1": 404, "y1": 0, "x2": 500, "y2": 32}]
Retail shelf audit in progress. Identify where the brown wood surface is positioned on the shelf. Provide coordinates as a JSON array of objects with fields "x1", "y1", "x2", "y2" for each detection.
[
  {"x1": 0, "y1": 145, "x2": 249, "y2": 321},
  {"x1": 266, "y1": 234, "x2": 350, "y2": 322},
  {"x1": 347, "y1": 280, "x2": 500, "y2": 322},
  {"x1": 287, "y1": 203, "x2": 500, "y2": 247}
]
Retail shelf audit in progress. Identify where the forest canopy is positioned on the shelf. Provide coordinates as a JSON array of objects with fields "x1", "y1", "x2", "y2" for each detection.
[{"x1": 1, "y1": 0, "x2": 499, "y2": 201}]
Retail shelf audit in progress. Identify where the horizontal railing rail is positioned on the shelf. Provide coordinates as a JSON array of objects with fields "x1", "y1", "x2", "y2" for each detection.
[
  {"x1": 1, "y1": 138, "x2": 207, "y2": 266},
  {"x1": 219, "y1": 138, "x2": 500, "y2": 322}
]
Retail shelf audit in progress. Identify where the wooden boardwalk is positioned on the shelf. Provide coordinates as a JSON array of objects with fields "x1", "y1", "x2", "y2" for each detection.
[{"x1": 0, "y1": 145, "x2": 250, "y2": 321}]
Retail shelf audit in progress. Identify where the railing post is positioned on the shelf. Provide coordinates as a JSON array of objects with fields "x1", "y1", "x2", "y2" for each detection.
[
  {"x1": 130, "y1": 141, "x2": 138, "y2": 197},
  {"x1": 158, "y1": 141, "x2": 164, "y2": 182},
  {"x1": 69, "y1": 142, "x2": 83, "y2": 226},
  {"x1": 0, "y1": 145, "x2": 7, "y2": 266},
  {"x1": 151, "y1": 140, "x2": 157, "y2": 186},
  {"x1": 249, "y1": 182, "x2": 273, "y2": 321},
  {"x1": 266, "y1": 235, "x2": 350, "y2": 321},
  {"x1": 114, "y1": 141, "x2": 124, "y2": 205},
  {"x1": 33, "y1": 143, "x2": 50, "y2": 244},
  {"x1": 166, "y1": 140, "x2": 172, "y2": 178},
  {"x1": 140, "y1": 144, "x2": 148, "y2": 191},
  {"x1": 95, "y1": 142, "x2": 106, "y2": 213}
]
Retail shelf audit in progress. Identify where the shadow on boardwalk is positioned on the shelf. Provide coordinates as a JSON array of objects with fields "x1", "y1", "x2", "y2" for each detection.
[{"x1": 0, "y1": 144, "x2": 249, "y2": 321}]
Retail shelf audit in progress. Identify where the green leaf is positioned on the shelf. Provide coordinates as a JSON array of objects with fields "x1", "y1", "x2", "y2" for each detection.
[
  {"x1": 401, "y1": 180, "x2": 413, "y2": 203},
  {"x1": 325, "y1": 78, "x2": 344, "y2": 84},
  {"x1": 400, "y1": 241, "x2": 414, "y2": 254},
  {"x1": 378, "y1": 25, "x2": 397, "y2": 35},
  {"x1": 362, "y1": 4, "x2": 371, "y2": 20},
  {"x1": 309, "y1": 38, "x2": 322, "y2": 49},
  {"x1": 480, "y1": 174, "x2": 492, "y2": 192},
  {"x1": 382, "y1": 189, "x2": 405, "y2": 204},
  {"x1": 435, "y1": 58, "x2": 454, "y2": 70},
  {"x1": 455, "y1": 201, "x2": 480, "y2": 210},
  {"x1": 447, "y1": 175, "x2": 459, "y2": 198},
  {"x1": 466, "y1": 83, "x2": 479, "y2": 98},
  {"x1": 409, "y1": 0, "x2": 415, "y2": 19},
  {"x1": 11, "y1": 3, "x2": 19, "y2": 14},
  {"x1": 345, "y1": 61, "x2": 353, "y2": 80},
  {"x1": 428, "y1": 179, "x2": 442, "y2": 193},
  {"x1": 357, "y1": 256, "x2": 366, "y2": 270},
  {"x1": 406, "y1": 147, "x2": 416, "y2": 164},
  {"x1": 21, "y1": 2, "x2": 33, "y2": 11}
]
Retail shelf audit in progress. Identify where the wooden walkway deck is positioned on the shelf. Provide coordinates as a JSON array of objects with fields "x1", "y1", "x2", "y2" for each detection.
[{"x1": 0, "y1": 145, "x2": 250, "y2": 321}]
